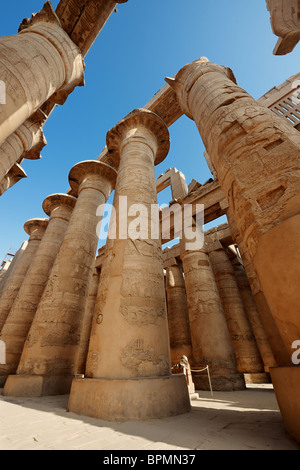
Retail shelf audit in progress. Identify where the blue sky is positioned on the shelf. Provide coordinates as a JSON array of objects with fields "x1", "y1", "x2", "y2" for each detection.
[{"x1": 0, "y1": 0, "x2": 299, "y2": 259}]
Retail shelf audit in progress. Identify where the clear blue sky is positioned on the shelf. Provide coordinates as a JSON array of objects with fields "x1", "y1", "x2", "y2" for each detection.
[{"x1": 0, "y1": 0, "x2": 299, "y2": 260}]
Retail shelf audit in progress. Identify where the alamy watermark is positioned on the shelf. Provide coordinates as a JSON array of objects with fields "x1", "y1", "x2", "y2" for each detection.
[
  {"x1": 291, "y1": 340, "x2": 300, "y2": 365},
  {"x1": 0, "y1": 340, "x2": 5, "y2": 365},
  {"x1": 96, "y1": 197, "x2": 204, "y2": 251},
  {"x1": 0, "y1": 80, "x2": 6, "y2": 111}
]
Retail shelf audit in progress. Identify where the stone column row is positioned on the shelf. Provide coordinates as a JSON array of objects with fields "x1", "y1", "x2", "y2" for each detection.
[
  {"x1": 0, "y1": 193, "x2": 76, "y2": 386},
  {"x1": 4, "y1": 160, "x2": 117, "y2": 397},
  {"x1": 68, "y1": 109, "x2": 191, "y2": 421}
]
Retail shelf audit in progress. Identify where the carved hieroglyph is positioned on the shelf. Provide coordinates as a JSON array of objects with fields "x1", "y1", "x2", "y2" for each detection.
[
  {"x1": 3, "y1": 161, "x2": 116, "y2": 397},
  {"x1": 0, "y1": 194, "x2": 76, "y2": 386},
  {"x1": 166, "y1": 57, "x2": 300, "y2": 357}
]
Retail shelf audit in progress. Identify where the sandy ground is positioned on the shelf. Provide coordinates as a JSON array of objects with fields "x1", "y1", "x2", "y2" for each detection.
[{"x1": 0, "y1": 384, "x2": 299, "y2": 451}]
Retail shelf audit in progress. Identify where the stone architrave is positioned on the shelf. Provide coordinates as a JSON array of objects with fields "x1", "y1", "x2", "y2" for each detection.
[
  {"x1": 68, "y1": 109, "x2": 191, "y2": 421},
  {"x1": 0, "y1": 218, "x2": 48, "y2": 332},
  {"x1": 181, "y1": 245, "x2": 245, "y2": 391},
  {"x1": 166, "y1": 57, "x2": 300, "y2": 359},
  {"x1": 208, "y1": 244, "x2": 265, "y2": 376},
  {"x1": 0, "y1": 1, "x2": 84, "y2": 148},
  {"x1": 165, "y1": 261, "x2": 193, "y2": 365},
  {"x1": 0, "y1": 194, "x2": 76, "y2": 387},
  {"x1": 3, "y1": 161, "x2": 117, "y2": 397}
]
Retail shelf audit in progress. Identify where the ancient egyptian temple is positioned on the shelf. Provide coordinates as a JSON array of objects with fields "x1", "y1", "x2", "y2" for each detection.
[{"x1": 0, "y1": 0, "x2": 300, "y2": 446}]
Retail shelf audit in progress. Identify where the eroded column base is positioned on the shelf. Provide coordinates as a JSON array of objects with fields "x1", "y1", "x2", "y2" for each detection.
[
  {"x1": 244, "y1": 372, "x2": 271, "y2": 384},
  {"x1": 270, "y1": 366, "x2": 300, "y2": 445},
  {"x1": 3, "y1": 374, "x2": 73, "y2": 397},
  {"x1": 192, "y1": 372, "x2": 246, "y2": 391},
  {"x1": 67, "y1": 374, "x2": 191, "y2": 421}
]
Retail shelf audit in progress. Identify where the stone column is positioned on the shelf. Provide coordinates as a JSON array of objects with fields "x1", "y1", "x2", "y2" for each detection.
[
  {"x1": 226, "y1": 208, "x2": 289, "y2": 366},
  {"x1": 0, "y1": 193, "x2": 76, "y2": 386},
  {"x1": 0, "y1": 164, "x2": 27, "y2": 196},
  {"x1": 68, "y1": 109, "x2": 191, "y2": 421},
  {"x1": 181, "y1": 246, "x2": 245, "y2": 391},
  {"x1": 166, "y1": 58, "x2": 300, "y2": 357},
  {"x1": 0, "y1": 111, "x2": 46, "y2": 183},
  {"x1": 232, "y1": 260, "x2": 275, "y2": 378},
  {"x1": 208, "y1": 244, "x2": 265, "y2": 377},
  {"x1": 75, "y1": 265, "x2": 101, "y2": 376},
  {"x1": 3, "y1": 161, "x2": 116, "y2": 397},
  {"x1": 0, "y1": 1, "x2": 84, "y2": 148},
  {"x1": 165, "y1": 261, "x2": 193, "y2": 365},
  {"x1": 0, "y1": 218, "x2": 48, "y2": 332}
]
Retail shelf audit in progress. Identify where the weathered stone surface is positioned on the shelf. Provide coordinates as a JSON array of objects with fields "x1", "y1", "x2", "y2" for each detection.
[
  {"x1": 0, "y1": 219, "x2": 48, "y2": 334},
  {"x1": 181, "y1": 245, "x2": 245, "y2": 391},
  {"x1": 4, "y1": 161, "x2": 116, "y2": 397},
  {"x1": 68, "y1": 108, "x2": 190, "y2": 420},
  {"x1": 0, "y1": 1, "x2": 84, "y2": 148},
  {"x1": 167, "y1": 57, "x2": 300, "y2": 359},
  {"x1": 165, "y1": 261, "x2": 193, "y2": 365},
  {"x1": 266, "y1": 0, "x2": 300, "y2": 55},
  {"x1": 0, "y1": 194, "x2": 76, "y2": 386}
]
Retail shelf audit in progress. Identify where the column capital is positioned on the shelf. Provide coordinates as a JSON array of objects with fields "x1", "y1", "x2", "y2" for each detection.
[
  {"x1": 165, "y1": 58, "x2": 236, "y2": 119},
  {"x1": 24, "y1": 218, "x2": 49, "y2": 237},
  {"x1": 18, "y1": 1, "x2": 85, "y2": 106},
  {"x1": 42, "y1": 193, "x2": 77, "y2": 217},
  {"x1": 68, "y1": 160, "x2": 117, "y2": 197},
  {"x1": 106, "y1": 108, "x2": 170, "y2": 166}
]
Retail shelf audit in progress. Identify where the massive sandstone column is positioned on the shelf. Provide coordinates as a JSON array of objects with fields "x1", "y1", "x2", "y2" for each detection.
[
  {"x1": 0, "y1": 194, "x2": 76, "y2": 387},
  {"x1": 166, "y1": 57, "x2": 300, "y2": 359},
  {"x1": 165, "y1": 261, "x2": 193, "y2": 365},
  {"x1": 208, "y1": 244, "x2": 265, "y2": 377},
  {"x1": 3, "y1": 161, "x2": 116, "y2": 397},
  {"x1": 232, "y1": 259, "x2": 276, "y2": 377},
  {"x1": 0, "y1": 218, "x2": 48, "y2": 332},
  {"x1": 75, "y1": 264, "x2": 101, "y2": 376},
  {"x1": 181, "y1": 245, "x2": 245, "y2": 391},
  {"x1": 226, "y1": 208, "x2": 289, "y2": 366},
  {"x1": 68, "y1": 109, "x2": 191, "y2": 421},
  {"x1": 0, "y1": 1, "x2": 84, "y2": 149},
  {"x1": 0, "y1": 111, "x2": 46, "y2": 184}
]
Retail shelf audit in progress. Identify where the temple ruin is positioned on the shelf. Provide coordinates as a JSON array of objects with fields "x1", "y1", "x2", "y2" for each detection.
[{"x1": 0, "y1": 0, "x2": 300, "y2": 447}]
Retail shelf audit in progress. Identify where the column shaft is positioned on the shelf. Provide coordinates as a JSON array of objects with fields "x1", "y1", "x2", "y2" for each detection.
[
  {"x1": 3, "y1": 161, "x2": 116, "y2": 397},
  {"x1": 0, "y1": 194, "x2": 76, "y2": 386},
  {"x1": 68, "y1": 109, "x2": 190, "y2": 421},
  {"x1": 167, "y1": 57, "x2": 300, "y2": 357},
  {"x1": 181, "y1": 248, "x2": 245, "y2": 391},
  {"x1": 0, "y1": 1, "x2": 84, "y2": 148},
  {"x1": 208, "y1": 247, "x2": 264, "y2": 375},
  {"x1": 165, "y1": 262, "x2": 193, "y2": 365},
  {"x1": 0, "y1": 219, "x2": 48, "y2": 332}
]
